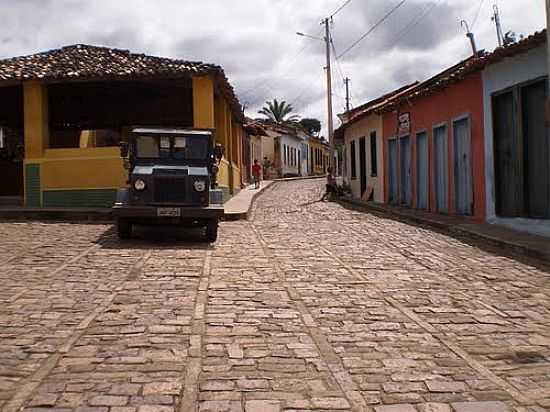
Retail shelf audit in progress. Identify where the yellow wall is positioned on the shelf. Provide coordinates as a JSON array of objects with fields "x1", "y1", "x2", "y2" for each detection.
[
  {"x1": 310, "y1": 140, "x2": 325, "y2": 175},
  {"x1": 24, "y1": 82, "x2": 49, "y2": 159},
  {"x1": 40, "y1": 148, "x2": 126, "y2": 190},
  {"x1": 22, "y1": 75, "x2": 244, "y2": 204},
  {"x1": 192, "y1": 76, "x2": 215, "y2": 129},
  {"x1": 345, "y1": 113, "x2": 385, "y2": 202}
]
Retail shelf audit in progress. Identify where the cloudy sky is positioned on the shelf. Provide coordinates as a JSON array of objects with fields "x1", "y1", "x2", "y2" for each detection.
[{"x1": 1, "y1": 0, "x2": 546, "y2": 135}]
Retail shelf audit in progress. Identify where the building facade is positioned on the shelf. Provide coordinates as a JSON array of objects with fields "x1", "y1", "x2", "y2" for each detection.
[
  {"x1": 381, "y1": 60, "x2": 486, "y2": 221},
  {"x1": 482, "y1": 32, "x2": 549, "y2": 236},
  {"x1": 335, "y1": 85, "x2": 417, "y2": 203},
  {"x1": 0, "y1": 44, "x2": 246, "y2": 207}
]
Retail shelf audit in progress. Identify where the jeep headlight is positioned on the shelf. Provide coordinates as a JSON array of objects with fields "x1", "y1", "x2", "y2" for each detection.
[
  {"x1": 194, "y1": 180, "x2": 206, "y2": 192},
  {"x1": 134, "y1": 179, "x2": 146, "y2": 191}
]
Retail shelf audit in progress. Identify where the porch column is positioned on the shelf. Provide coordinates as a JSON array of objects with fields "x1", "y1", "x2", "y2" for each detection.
[
  {"x1": 225, "y1": 103, "x2": 235, "y2": 194},
  {"x1": 192, "y1": 76, "x2": 215, "y2": 129},
  {"x1": 23, "y1": 81, "x2": 49, "y2": 206},
  {"x1": 24, "y1": 81, "x2": 49, "y2": 159}
]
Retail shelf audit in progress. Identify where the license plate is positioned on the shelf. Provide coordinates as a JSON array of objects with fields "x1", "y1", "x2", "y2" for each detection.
[{"x1": 157, "y1": 207, "x2": 181, "y2": 217}]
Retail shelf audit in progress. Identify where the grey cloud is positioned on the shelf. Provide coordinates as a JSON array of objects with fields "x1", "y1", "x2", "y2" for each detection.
[{"x1": 0, "y1": 0, "x2": 543, "y2": 136}]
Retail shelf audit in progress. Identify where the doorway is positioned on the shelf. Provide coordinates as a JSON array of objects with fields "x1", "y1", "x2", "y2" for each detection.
[
  {"x1": 388, "y1": 139, "x2": 398, "y2": 203},
  {"x1": 399, "y1": 136, "x2": 411, "y2": 205},
  {"x1": 433, "y1": 125, "x2": 448, "y2": 213},
  {"x1": 416, "y1": 131, "x2": 429, "y2": 209},
  {"x1": 522, "y1": 80, "x2": 549, "y2": 218},
  {"x1": 359, "y1": 136, "x2": 367, "y2": 197},
  {"x1": 493, "y1": 78, "x2": 549, "y2": 219},
  {"x1": 453, "y1": 116, "x2": 473, "y2": 215}
]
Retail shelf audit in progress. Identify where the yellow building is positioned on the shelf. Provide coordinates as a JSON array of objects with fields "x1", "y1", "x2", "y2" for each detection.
[
  {"x1": 309, "y1": 136, "x2": 330, "y2": 176},
  {"x1": 0, "y1": 44, "x2": 245, "y2": 207}
]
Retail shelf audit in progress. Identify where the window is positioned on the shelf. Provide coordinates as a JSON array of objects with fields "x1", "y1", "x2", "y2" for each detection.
[
  {"x1": 370, "y1": 131, "x2": 377, "y2": 177},
  {"x1": 350, "y1": 140, "x2": 357, "y2": 179},
  {"x1": 136, "y1": 136, "x2": 159, "y2": 158},
  {"x1": 0, "y1": 128, "x2": 4, "y2": 149},
  {"x1": 284, "y1": 145, "x2": 287, "y2": 165}
]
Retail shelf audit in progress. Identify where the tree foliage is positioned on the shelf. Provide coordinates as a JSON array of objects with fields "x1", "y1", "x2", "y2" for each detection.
[
  {"x1": 258, "y1": 99, "x2": 300, "y2": 124},
  {"x1": 299, "y1": 118, "x2": 321, "y2": 136}
]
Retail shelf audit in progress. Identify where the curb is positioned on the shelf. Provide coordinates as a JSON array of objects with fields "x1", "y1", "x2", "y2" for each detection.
[
  {"x1": 273, "y1": 176, "x2": 325, "y2": 182},
  {"x1": 0, "y1": 208, "x2": 113, "y2": 223},
  {"x1": 338, "y1": 197, "x2": 550, "y2": 265},
  {"x1": 223, "y1": 181, "x2": 275, "y2": 221}
]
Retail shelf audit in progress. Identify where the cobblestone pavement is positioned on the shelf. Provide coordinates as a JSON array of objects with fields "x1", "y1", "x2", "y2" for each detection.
[{"x1": 1, "y1": 179, "x2": 550, "y2": 412}]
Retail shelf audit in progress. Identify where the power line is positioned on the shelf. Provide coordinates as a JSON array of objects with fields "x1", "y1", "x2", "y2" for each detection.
[
  {"x1": 337, "y1": 0, "x2": 408, "y2": 59},
  {"x1": 389, "y1": 0, "x2": 442, "y2": 47},
  {"x1": 239, "y1": 27, "x2": 323, "y2": 100},
  {"x1": 471, "y1": 0, "x2": 487, "y2": 29},
  {"x1": 330, "y1": 0, "x2": 353, "y2": 18}
]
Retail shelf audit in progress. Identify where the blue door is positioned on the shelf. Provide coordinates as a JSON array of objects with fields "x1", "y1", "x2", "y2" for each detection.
[
  {"x1": 416, "y1": 132, "x2": 429, "y2": 209},
  {"x1": 433, "y1": 125, "x2": 448, "y2": 213},
  {"x1": 388, "y1": 139, "x2": 398, "y2": 203},
  {"x1": 400, "y1": 136, "x2": 411, "y2": 205}
]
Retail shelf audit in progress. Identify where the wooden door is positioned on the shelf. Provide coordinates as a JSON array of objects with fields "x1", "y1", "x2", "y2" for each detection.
[
  {"x1": 522, "y1": 79, "x2": 550, "y2": 219},
  {"x1": 416, "y1": 131, "x2": 429, "y2": 209},
  {"x1": 399, "y1": 136, "x2": 411, "y2": 205},
  {"x1": 493, "y1": 91, "x2": 522, "y2": 217},
  {"x1": 433, "y1": 125, "x2": 448, "y2": 213},
  {"x1": 359, "y1": 137, "x2": 367, "y2": 196},
  {"x1": 388, "y1": 139, "x2": 398, "y2": 203},
  {"x1": 453, "y1": 117, "x2": 473, "y2": 215}
]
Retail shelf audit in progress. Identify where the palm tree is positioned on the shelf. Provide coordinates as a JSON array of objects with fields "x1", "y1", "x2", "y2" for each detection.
[{"x1": 258, "y1": 99, "x2": 300, "y2": 124}]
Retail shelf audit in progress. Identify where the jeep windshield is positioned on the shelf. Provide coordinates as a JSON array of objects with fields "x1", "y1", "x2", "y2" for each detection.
[{"x1": 135, "y1": 135, "x2": 209, "y2": 160}]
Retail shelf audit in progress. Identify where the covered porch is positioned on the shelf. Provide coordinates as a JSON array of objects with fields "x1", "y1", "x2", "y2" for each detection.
[{"x1": 0, "y1": 44, "x2": 246, "y2": 208}]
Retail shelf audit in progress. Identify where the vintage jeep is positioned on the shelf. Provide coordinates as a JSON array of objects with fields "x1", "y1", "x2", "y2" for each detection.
[{"x1": 113, "y1": 127, "x2": 224, "y2": 241}]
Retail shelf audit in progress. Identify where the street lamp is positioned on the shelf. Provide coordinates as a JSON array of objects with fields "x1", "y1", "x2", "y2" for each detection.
[
  {"x1": 296, "y1": 19, "x2": 335, "y2": 174},
  {"x1": 296, "y1": 32, "x2": 324, "y2": 41}
]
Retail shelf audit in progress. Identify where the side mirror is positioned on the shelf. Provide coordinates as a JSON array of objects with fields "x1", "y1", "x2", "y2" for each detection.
[
  {"x1": 214, "y1": 144, "x2": 225, "y2": 160},
  {"x1": 120, "y1": 142, "x2": 129, "y2": 158}
]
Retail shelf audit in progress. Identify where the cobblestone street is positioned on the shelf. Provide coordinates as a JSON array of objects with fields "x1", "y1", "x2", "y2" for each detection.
[{"x1": 1, "y1": 179, "x2": 550, "y2": 412}]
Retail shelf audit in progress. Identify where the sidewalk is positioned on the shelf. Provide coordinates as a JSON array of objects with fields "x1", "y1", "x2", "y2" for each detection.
[
  {"x1": 0, "y1": 206, "x2": 112, "y2": 222},
  {"x1": 223, "y1": 180, "x2": 273, "y2": 221},
  {"x1": 339, "y1": 197, "x2": 550, "y2": 264},
  {"x1": 0, "y1": 182, "x2": 274, "y2": 223}
]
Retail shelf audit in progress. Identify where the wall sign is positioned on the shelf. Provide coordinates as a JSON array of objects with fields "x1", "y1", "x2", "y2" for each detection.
[{"x1": 398, "y1": 112, "x2": 411, "y2": 135}]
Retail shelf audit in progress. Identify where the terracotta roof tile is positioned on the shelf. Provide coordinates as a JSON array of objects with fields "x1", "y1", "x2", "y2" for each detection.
[{"x1": 0, "y1": 44, "x2": 244, "y2": 122}]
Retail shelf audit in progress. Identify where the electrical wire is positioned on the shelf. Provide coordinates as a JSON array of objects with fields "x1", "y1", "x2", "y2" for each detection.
[
  {"x1": 471, "y1": 0, "x2": 487, "y2": 30},
  {"x1": 389, "y1": 0, "x2": 442, "y2": 47},
  {"x1": 337, "y1": 0, "x2": 408, "y2": 59},
  {"x1": 330, "y1": 0, "x2": 353, "y2": 18},
  {"x1": 239, "y1": 27, "x2": 324, "y2": 99}
]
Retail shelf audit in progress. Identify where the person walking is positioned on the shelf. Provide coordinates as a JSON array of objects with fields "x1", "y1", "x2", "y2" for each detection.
[{"x1": 252, "y1": 159, "x2": 262, "y2": 189}]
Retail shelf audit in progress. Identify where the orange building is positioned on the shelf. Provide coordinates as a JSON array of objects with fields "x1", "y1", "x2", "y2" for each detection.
[{"x1": 381, "y1": 59, "x2": 486, "y2": 221}]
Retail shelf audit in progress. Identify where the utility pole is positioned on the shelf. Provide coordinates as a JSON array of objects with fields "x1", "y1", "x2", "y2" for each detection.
[
  {"x1": 492, "y1": 4, "x2": 504, "y2": 47},
  {"x1": 323, "y1": 17, "x2": 335, "y2": 172},
  {"x1": 344, "y1": 77, "x2": 351, "y2": 112}
]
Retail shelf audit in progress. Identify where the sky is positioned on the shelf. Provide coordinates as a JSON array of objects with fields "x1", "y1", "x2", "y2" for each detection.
[{"x1": 0, "y1": 0, "x2": 546, "y2": 136}]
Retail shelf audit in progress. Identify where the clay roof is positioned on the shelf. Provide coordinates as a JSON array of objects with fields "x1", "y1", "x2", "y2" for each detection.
[
  {"x1": 380, "y1": 29, "x2": 547, "y2": 113},
  {"x1": 0, "y1": 44, "x2": 244, "y2": 122},
  {"x1": 338, "y1": 29, "x2": 547, "y2": 122},
  {"x1": 244, "y1": 118, "x2": 268, "y2": 136}
]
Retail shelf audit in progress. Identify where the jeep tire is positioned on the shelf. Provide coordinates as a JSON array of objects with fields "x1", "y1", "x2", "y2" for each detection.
[
  {"x1": 205, "y1": 219, "x2": 218, "y2": 243},
  {"x1": 117, "y1": 218, "x2": 132, "y2": 240}
]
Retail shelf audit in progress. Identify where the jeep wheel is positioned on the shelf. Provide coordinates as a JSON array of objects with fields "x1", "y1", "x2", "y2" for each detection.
[
  {"x1": 205, "y1": 220, "x2": 218, "y2": 243},
  {"x1": 117, "y1": 218, "x2": 132, "y2": 240}
]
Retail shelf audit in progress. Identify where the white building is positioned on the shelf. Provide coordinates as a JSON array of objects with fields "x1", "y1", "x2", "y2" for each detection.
[
  {"x1": 482, "y1": 31, "x2": 550, "y2": 237},
  {"x1": 262, "y1": 123, "x2": 312, "y2": 178}
]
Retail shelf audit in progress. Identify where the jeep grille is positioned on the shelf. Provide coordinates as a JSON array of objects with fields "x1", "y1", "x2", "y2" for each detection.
[{"x1": 154, "y1": 177, "x2": 187, "y2": 203}]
